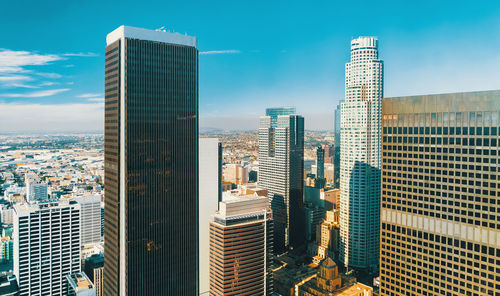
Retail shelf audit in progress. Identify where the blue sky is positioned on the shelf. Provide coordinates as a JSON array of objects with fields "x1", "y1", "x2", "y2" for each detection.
[{"x1": 1, "y1": 0, "x2": 500, "y2": 132}]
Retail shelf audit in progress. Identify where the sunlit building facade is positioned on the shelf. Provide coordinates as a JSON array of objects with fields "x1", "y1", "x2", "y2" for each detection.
[
  {"x1": 380, "y1": 90, "x2": 500, "y2": 295},
  {"x1": 340, "y1": 36, "x2": 383, "y2": 269}
]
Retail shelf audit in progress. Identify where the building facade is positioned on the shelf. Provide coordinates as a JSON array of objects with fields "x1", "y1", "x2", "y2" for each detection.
[
  {"x1": 199, "y1": 138, "x2": 222, "y2": 296},
  {"x1": 380, "y1": 90, "x2": 500, "y2": 295},
  {"x1": 84, "y1": 254, "x2": 104, "y2": 296},
  {"x1": 13, "y1": 201, "x2": 81, "y2": 296},
  {"x1": 333, "y1": 101, "x2": 343, "y2": 186},
  {"x1": 265, "y1": 107, "x2": 296, "y2": 128},
  {"x1": 25, "y1": 174, "x2": 48, "y2": 203},
  {"x1": 75, "y1": 196, "x2": 101, "y2": 245},
  {"x1": 104, "y1": 26, "x2": 198, "y2": 295},
  {"x1": 259, "y1": 111, "x2": 304, "y2": 253},
  {"x1": 340, "y1": 37, "x2": 383, "y2": 269},
  {"x1": 209, "y1": 196, "x2": 273, "y2": 295}
]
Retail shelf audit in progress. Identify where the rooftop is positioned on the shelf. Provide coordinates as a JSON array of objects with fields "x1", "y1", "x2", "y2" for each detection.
[
  {"x1": 106, "y1": 25, "x2": 197, "y2": 48},
  {"x1": 66, "y1": 272, "x2": 94, "y2": 292}
]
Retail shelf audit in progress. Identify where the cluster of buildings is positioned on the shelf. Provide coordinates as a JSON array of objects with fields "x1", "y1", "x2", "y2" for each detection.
[
  {"x1": 0, "y1": 144, "x2": 105, "y2": 295},
  {"x1": 0, "y1": 24, "x2": 498, "y2": 296}
]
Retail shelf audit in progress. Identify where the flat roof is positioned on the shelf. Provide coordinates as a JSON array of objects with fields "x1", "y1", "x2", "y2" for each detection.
[{"x1": 106, "y1": 25, "x2": 197, "y2": 48}]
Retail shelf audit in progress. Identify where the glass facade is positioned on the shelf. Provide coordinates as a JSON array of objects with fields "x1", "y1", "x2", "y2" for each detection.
[
  {"x1": 265, "y1": 107, "x2": 296, "y2": 128},
  {"x1": 104, "y1": 34, "x2": 198, "y2": 295}
]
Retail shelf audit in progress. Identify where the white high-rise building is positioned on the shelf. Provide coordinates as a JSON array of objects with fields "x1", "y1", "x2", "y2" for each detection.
[
  {"x1": 13, "y1": 200, "x2": 81, "y2": 296},
  {"x1": 340, "y1": 36, "x2": 383, "y2": 270},
  {"x1": 25, "y1": 173, "x2": 48, "y2": 203},
  {"x1": 75, "y1": 195, "x2": 102, "y2": 245},
  {"x1": 198, "y1": 137, "x2": 221, "y2": 296}
]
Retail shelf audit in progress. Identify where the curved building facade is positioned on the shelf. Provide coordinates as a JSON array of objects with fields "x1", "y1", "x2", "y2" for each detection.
[{"x1": 340, "y1": 36, "x2": 383, "y2": 269}]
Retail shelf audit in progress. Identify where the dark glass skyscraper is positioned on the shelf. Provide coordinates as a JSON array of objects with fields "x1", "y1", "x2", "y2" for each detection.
[{"x1": 104, "y1": 26, "x2": 198, "y2": 295}]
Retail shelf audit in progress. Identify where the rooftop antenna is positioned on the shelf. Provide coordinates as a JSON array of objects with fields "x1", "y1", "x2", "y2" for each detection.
[{"x1": 155, "y1": 26, "x2": 166, "y2": 32}]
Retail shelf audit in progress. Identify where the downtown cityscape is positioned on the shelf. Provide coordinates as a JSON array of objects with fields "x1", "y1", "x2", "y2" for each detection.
[{"x1": 1, "y1": 1, "x2": 500, "y2": 296}]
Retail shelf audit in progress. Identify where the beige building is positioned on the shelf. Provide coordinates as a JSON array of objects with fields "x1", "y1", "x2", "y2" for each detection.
[
  {"x1": 314, "y1": 210, "x2": 340, "y2": 263},
  {"x1": 380, "y1": 90, "x2": 500, "y2": 295},
  {"x1": 296, "y1": 258, "x2": 372, "y2": 296},
  {"x1": 223, "y1": 163, "x2": 249, "y2": 185}
]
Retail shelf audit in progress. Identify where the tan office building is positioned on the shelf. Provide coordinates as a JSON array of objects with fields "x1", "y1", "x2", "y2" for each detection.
[
  {"x1": 380, "y1": 90, "x2": 500, "y2": 295},
  {"x1": 209, "y1": 196, "x2": 273, "y2": 295}
]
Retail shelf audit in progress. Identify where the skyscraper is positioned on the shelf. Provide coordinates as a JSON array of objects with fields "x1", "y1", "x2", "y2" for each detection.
[
  {"x1": 340, "y1": 36, "x2": 383, "y2": 270},
  {"x1": 75, "y1": 195, "x2": 101, "y2": 245},
  {"x1": 379, "y1": 90, "x2": 500, "y2": 295},
  {"x1": 104, "y1": 26, "x2": 198, "y2": 295},
  {"x1": 199, "y1": 138, "x2": 222, "y2": 296},
  {"x1": 259, "y1": 110, "x2": 304, "y2": 253},
  {"x1": 209, "y1": 195, "x2": 273, "y2": 295},
  {"x1": 13, "y1": 200, "x2": 81, "y2": 296},
  {"x1": 84, "y1": 254, "x2": 104, "y2": 296},
  {"x1": 265, "y1": 107, "x2": 296, "y2": 128},
  {"x1": 333, "y1": 101, "x2": 343, "y2": 186}
]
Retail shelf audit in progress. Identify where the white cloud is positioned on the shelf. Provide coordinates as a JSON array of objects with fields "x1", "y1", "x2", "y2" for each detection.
[
  {"x1": 200, "y1": 50, "x2": 241, "y2": 55},
  {"x1": 77, "y1": 93, "x2": 102, "y2": 98},
  {"x1": 35, "y1": 72, "x2": 62, "y2": 79},
  {"x1": 0, "y1": 102, "x2": 103, "y2": 132},
  {"x1": 0, "y1": 50, "x2": 63, "y2": 67},
  {"x1": 0, "y1": 75, "x2": 32, "y2": 82},
  {"x1": 87, "y1": 98, "x2": 104, "y2": 102},
  {"x1": 0, "y1": 88, "x2": 70, "y2": 98},
  {"x1": 0, "y1": 66, "x2": 31, "y2": 73},
  {"x1": 62, "y1": 52, "x2": 98, "y2": 57}
]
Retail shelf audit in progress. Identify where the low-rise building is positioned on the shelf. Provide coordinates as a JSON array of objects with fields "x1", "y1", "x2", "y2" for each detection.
[{"x1": 295, "y1": 258, "x2": 372, "y2": 296}]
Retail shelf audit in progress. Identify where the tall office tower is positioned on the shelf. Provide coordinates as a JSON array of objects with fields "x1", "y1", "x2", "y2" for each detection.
[
  {"x1": 100, "y1": 205, "x2": 104, "y2": 240},
  {"x1": 66, "y1": 272, "x2": 96, "y2": 296},
  {"x1": 76, "y1": 196, "x2": 101, "y2": 245},
  {"x1": 379, "y1": 91, "x2": 500, "y2": 296},
  {"x1": 259, "y1": 111, "x2": 304, "y2": 253},
  {"x1": 199, "y1": 138, "x2": 222, "y2": 296},
  {"x1": 84, "y1": 254, "x2": 104, "y2": 296},
  {"x1": 13, "y1": 200, "x2": 81, "y2": 296},
  {"x1": 321, "y1": 143, "x2": 334, "y2": 165},
  {"x1": 333, "y1": 101, "x2": 343, "y2": 186},
  {"x1": 104, "y1": 26, "x2": 198, "y2": 295},
  {"x1": 316, "y1": 146, "x2": 325, "y2": 188},
  {"x1": 209, "y1": 196, "x2": 273, "y2": 295},
  {"x1": 265, "y1": 106, "x2": 296, "y2": 128},
  {"x1": 25, "y1": 173, "x2": 48, "y2": 203},
  {"x1": 340, "y1": 36, "x2": 383, "y2": 270}
]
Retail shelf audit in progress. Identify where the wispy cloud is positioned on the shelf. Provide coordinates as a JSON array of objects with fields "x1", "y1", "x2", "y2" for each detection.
[
  {"x1": 35, "y1": 72, "x2": 62, "y2": 79},
  {"x1": 63, "y1": 52, "x2": 99, "y2": 57},
  {"x1": 77, "y1": 93, "x2": 102, "y2": 98},
  {"x1": 0, "y1": 66, "x2": 31, "y2": 73},
  {"x1": 0, "y1": 75, "x2": 32, "y2": 82},
  {"x1": 0, "y1": 49, "x2": 64, "y2": 67},
  {"x1": 200, "y1": 50, "x2": 241, "y2": 55},
  {"x1": 87, "y1": 97, "x2": 104, "y2": 102},
  {"x1": 0, "y1": 88, "x2": 70, "y2": 98}
]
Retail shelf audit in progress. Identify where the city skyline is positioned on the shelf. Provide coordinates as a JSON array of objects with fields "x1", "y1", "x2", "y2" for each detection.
[{"x1": 1, "y1": 0, "x2": 500, "y2": 132}]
